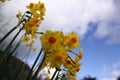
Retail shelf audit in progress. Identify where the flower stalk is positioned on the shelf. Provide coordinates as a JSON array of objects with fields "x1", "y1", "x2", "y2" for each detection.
[
  {"x1": 31, "y1": 52, "x2": 47, "y2": 80},
  {"x1": 51, "y1": 68, "x2": 58, "y2": 80},
  {"x1": 0, "y1": 22, "x2": 21, "y2": 45},
  {"x1": 26, "y1": 48, "x2": 43, "y2": 80}
]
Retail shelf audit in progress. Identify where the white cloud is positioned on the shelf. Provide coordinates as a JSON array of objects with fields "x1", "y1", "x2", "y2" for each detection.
[
  {"x1": 102, "y1": 77, "x2": 116, "y2": 80},
  {"x1": 1, "y1": 0, "x2": 120, "y2": 43},
  {"x1": 101, "y1": 64, "x2": 111, "y2": 76},
  {"x1": 42, "y1": 0, "x2": 117, "y2": 38},
  {"x1": 113, "y1": 61, "x2": 120, "y2": 69},
  {"x1": 101, "y1": 62, "x2": 120, "y2": 80},
  {"x1": 110, "y1": 70, "x2": 120, "y2": 77},
  {"x1": 94, "y1": 0, "x2": 120, "y2": 44},
  {"x1": 95, "y1": 23, "x2": 120, "y2": 45}
]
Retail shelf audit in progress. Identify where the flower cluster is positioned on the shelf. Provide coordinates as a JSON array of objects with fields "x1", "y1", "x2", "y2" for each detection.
[
  {"x1": 16, "y1": 1, "x2": 46, "y2": 46},
  {"x1": 40, "y1": 30, "x2": 82, "y2": 80},
  {"x1": 0, "y1": 0, "x2": 83, "y2": 80},
  {"x1": 40, "y1": 30, "x2": 80, "y2": 50}
]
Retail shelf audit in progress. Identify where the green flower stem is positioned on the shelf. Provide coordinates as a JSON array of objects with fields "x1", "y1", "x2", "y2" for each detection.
[
  {"x1": 51, "y1": 68, "x2": 58, "y2": 80},
  {"x1": 10, "y1": 36, "x2": 28, "y2": 80},
  {"x1": 4, "y1": 26, "x2": 23, "y2": 53},
  {"x1": 55, "y1": 71, "x2": 60, "y2": 80},
  {"x1": 0, "y1": 21, "x2": 22, "y2": 45},
  {"x1": 12, "y1": 35, "x2": 23, "y2": 56},
  {"x1": 26, "y1": 48, "x2": 43, "y2": 80},
  {"x1": 0, "y1": 10, "x2": 30, "y2": 46},
  {"x1": 68, "y1": 50, "x2": 77, "y2": 55},
  {"x1": 68, "y1": 56, "x2": 76, "y2": 68},
  {"x1": 68, "y1": 55, "x2": 75, "y2": 64},
  {"x1": 34, "y1": 32, "x2": 44, "y2": 34},
  {"x1": 31, "y1": 52, "x2": 47, "y2": 80},
  {"x1": 0, "y1": 26, "x2": 23, "y2": 69}
]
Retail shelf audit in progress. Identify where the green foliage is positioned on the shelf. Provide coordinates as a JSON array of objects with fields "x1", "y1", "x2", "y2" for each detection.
[{"x1": 0, "y1": 51, "x2": 38, "y2": 80}]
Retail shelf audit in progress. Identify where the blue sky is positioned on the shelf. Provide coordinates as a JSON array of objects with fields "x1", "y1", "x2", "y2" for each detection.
[
  {"x1": 78, "y1": 26, "x2": 120, "y2": 80},
  {"x1": 0, "y1": 0, "x2": 120, "y2": 80}
]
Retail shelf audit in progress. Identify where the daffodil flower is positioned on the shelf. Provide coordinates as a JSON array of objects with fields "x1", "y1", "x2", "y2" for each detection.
[
  {"x1": 65, "y1": 32, "x2": 80, "y2": 50},
  {"x1": 40, "y1": 30, "x2": 64, "y2": 50}
]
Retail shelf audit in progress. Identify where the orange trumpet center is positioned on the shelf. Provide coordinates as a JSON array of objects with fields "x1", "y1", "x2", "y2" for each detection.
[
  {"x1": 78, "y1": 53, "x2": 82, "y2": 59},
  {"x1": 49, "y1": 36, "x2": 56, "y2": 44},
  {"x1": 55, "y1": 55, "x2": 62, "y2": 62},
  {"x1": 71, "y1": 37, "x2": 77, "y2": 43},
  {"x1": 29, "y1": 3, "x2": 34, "y2": 8}
]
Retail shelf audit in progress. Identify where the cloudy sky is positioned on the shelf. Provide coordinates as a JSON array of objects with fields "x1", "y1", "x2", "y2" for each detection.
[{"x1": 0, "y1": 0, "x2": 120, "y2": 80}]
